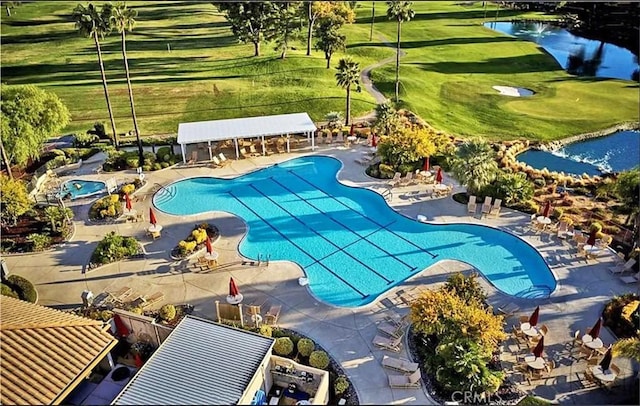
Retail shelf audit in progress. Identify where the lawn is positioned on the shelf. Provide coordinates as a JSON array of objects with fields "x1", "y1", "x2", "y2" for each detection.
[{"x1": 1, "y1": 1, "x2": 637, "y2": 141}]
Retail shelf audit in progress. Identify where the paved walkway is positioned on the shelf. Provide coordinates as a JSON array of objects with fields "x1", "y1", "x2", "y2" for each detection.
[{"x1": 4, "y1": 144, "x2": 637, "y2": 404}]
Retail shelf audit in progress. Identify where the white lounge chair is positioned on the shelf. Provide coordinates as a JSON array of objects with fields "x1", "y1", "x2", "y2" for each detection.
[
  {"x1": 373, "y1": 334, "x2": 402, "y2": 352},
  {"x1": 620, "y1": 271, "x2": 640, "y2": 284},
  {"x1": 211, "y1": 156, "x2": 222, "y2": 167},
  {"x1": 377, "y1": 320, "x2": 406, "y2": 339},
  {"x1": 398, "y1": 172, "x2": 414, "y2": 186},
  {"x1": 382, "y1": 355, "x2": 419, "y2": 374},
  {"x1": 556, "y1": 221, "x2": 569, "y2": 239},
  {"x1": 218, "y1": 152, "x2": 232, "y2": 165},
  {"x1": 467, "y1": 195, "x2": 477, "y2": 214},
  {"x1": 389, "y1": 172, "x2": 402, "y2": 188},
  {"x1": 388, "y1": 369, "x2": 422, "y2": 388},
  {"x1": 489, "y1": 198, "x2": 502, "y2": 217},
  {"x1": 481, "y1": 196, "x2": 493, "y2": 216},
  {"x1": 609, "y1": 258, "x2": 636, "y2": 275}
]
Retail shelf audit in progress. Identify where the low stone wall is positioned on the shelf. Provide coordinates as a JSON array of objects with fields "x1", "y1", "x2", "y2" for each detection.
[{"x1": 540, "y1": 122, "x2": 639, "y2": 152}]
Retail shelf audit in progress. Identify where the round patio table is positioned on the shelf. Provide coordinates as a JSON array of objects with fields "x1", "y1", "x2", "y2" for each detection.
[
  {"x1": 148, "y1": 224, "x2": 163, "y2": 233},
  {"x1": 205, "y1": 252, "x2": 219, "y2": 262},
  {"x1": 520, "y1": 322, "x2": 540, "y2": 337},
  {"x1": 435, "y1": 184, "x2": 448, "y2": 191},
  {"x1": 524, "y1": 355, "x2": 546, "y2": 370},
  {"x1": 583, "y1": 245, "x2": 601, "y2": 257},
  {"x1": 226, "y1": 294, "x2": 243, "y2": 305},
  {"x1": 346, "y1": 136, "x2": 357, "y2": 142},
  {"x1": 590, "y1": 366, "x2": 617, "y2": 383},
  {"x1": 582, "y1": 334, "x2": 604, "y2": 350},
  {"x1": 536, "y1": 216, "x2": 552, "y2": 225}
]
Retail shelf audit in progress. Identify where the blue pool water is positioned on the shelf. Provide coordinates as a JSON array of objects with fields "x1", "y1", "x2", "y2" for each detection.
[
  {"x1": 154, "y1": 156, "x2": 556, "y2": 307},
  {"x1": 517, "y1": 130, "x2": 640, "y2": 176},
  {"x1": 61, "y1": 179, "x2": 106, "y2": 200},
  {"x1": 484, "y1": 21, "x2": 639, "y2": 81}
]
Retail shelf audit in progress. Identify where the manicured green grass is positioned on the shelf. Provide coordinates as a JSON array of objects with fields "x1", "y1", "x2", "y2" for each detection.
[
  {"x1": 351, "y1": 1, "x2": 638, "y2": 141},
  {"x1": 1, "y1": 1, "x2": 637, "y2": 141}
]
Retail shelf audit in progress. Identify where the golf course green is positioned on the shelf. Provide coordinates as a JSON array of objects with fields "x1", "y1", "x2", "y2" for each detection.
[{"x1": 1, "y1": 1, "x2": 637, "y2": 141}]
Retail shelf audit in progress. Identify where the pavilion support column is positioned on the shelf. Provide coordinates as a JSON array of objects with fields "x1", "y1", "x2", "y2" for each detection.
[
  {"x1": 208, "y1": 141, "x2": 213, "y2": 161},
  {"x1": 234, "y1": 138, "x2": 240, "y2": 159},
  {"x1": 286, "y1": 135, "x2": 290, "y2": 153},
  {"x1": 311, "y1": 131, "x2": 315, "y2": 151},
  {"x1": 180, "y1": 143, "x2": 186, "y2": 164},
  {"x1": 261, "y1": 135, "x2": 266, "y2": 156}
]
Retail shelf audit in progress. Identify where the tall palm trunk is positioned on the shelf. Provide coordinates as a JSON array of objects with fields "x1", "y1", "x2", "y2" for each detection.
[
  {"x1": 345, "y1": 85, "x2": 351, "y2": 125},
  {"x1": 121, "y1": 30, "x2": 144, "y2": 166},
  {"x1": 0, "y1": 137, "x2": 13, "y2": 179},
  {"x1": 253, "y1": 41, "x2": 260, "y2": 57},
  {"x1": 306, "y1": 2, "x2": 313, "y2": 56},
  {"x1": 94, "y1": 32, "x2": 118, "y2": 149},
  {"x1": 369, "y1": 2, "x2": 375, "y2": 41},
  {"x1": 395, "y1": 19, "x2": 401, "y2": 102}
]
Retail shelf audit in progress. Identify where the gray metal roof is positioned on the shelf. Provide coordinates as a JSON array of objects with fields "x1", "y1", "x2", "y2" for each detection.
[
  {"x1": 113, "y1": 316, "x2": 274, "y2": 406},
  {"x1": 177, "y1": 112, "x2": 317, "y2": 145}
]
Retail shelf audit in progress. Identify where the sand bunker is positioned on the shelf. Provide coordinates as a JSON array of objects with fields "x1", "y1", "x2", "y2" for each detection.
[{"x1": 492, "y1": 86, "x2": 534, "y2": 97}]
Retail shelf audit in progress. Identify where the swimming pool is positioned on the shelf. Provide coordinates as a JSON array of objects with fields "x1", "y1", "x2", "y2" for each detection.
[
  {"x1": 61, "y1": 179, "x2": 107, "y2": 200},
  {"x1": 155, "y1": 156, "x2": 556, "y2": 307}
]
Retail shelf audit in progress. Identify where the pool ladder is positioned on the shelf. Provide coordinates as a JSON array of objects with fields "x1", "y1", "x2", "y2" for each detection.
[
  {"x1": 380, "y1": 188, "x2": 393, "y2": 201},
  {"x1": 257, "y1": 254, "x2": 271, "y2": 267}
]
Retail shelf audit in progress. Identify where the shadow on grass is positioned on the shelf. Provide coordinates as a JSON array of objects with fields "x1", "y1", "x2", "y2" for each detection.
[
  {"x1": 135, "y1": 6, "x2": 215, "y2": 22},
  {"x1": 1, "y1": 29, "x2": 78, "y2": 44},
  {"x1": 355, "y1": 8, "x2": 523, "y2": 25},
  {"x1": 95, "y1": 34, "x2": 238, "y2": 53},
  {"x1": 412, "y1": 54, "x2": 560, "y2": 74},
  {"x1": 2, "y1": 16, "x2": 69, "y2": 27},
  {"x1": 347, "y1": 36, "x2": 519, "y2": 50}
]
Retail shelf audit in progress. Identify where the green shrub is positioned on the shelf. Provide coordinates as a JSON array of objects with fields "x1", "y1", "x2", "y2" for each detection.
[
  {"x1": 90, "y1": 194, "x2": 122, "y2": 220},
  {"x1": 1, "y1": 283, "x2": 19, "y2": 299},
  {"x1": 74, "y1": 133, "x2": 99, "y2": 148},
  {"x1": 91, "y1": 232, "x2": 140, "y2": 265},
  {"x1": 100, "y1": 310, "x2": 114, "y2": 321},
  {"x1": 161, "y1": 162, "x2": 170, "y2": 168},
  {"x1": 274, "y1": 337, "x2": 294, "y2": 356},
  {"x1": 142, "y1": 165, "x2": 152, "y2": 172},
  {"x1": 50, "y1": 148, "x2": 66, "y2": 157},
  {"x1": 552, "y1": 208, "x2": 564, "y2": 219},
  {"x1": 125, "y1": 156, "x2": 140, "y2": 168},
  {"x1": 259, "y1": 325, "x2": 273, "y2": 337},
  {"x1": 159, "y1": 304, "x2": 176, "y2": 321},
  {"x1": 443, "y1": 272, "x2": 487, "y2": 306},
  {"x1": 297, "y1": 338, "x2": 315, "y2": 357},
  {"x1": 45, "y1": 155, "x2": 69, "y2": 170},
  {"x1": 128, "y1": 306, "x2": 143, "y2": 315},
  {"x1": 590, "y1": 222, "x2": 603, "y2": 233},
  {"x1": 533, "y1": 178, "x2": 546, "y2": 188},
  {"x1": 178, "y1": 240, "x2": 197, "y2": 255},
  {"x1": 156, "y1": 147, "x2": 171, "y2": 160},
  {"x1": 378, "y1": 163, "x2": 395, "y2": 179},
  {"x1": 398, "y1": 163, "x2": 417, "y2": 176},
  {"x1": 334, "y1": 375, "x2": 349, "y2": 395},
  {"x1": 143, "y1": 151, "x2": 156, "y2": 162},
  {"x1": 121, "y1": 184, "x2": 135, "y2": 196},
  {"x1": 26, "y1": 233, "x2": 52, "y2": 251},
  {"x1": 7, "y1": 275, "x2": 38, "y2": 303},
  {"x1": 309, "y1": 350, "x2": 330, "y2": 370},
  {"x1": 191, "y1": 228, "x2": 207, "y2": 244},
  {"x1": 152, "y1": 162, "x2": 163, "y2": 171}
]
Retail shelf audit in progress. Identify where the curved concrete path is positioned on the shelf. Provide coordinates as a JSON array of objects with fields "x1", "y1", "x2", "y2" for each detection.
[{"x1": 4, "y1": 144, "x2": 636, "y2": 405}]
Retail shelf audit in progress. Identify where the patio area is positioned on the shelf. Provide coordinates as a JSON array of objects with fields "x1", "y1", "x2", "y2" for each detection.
[{"x1": 3, "y1": 141, "x2": 638, "y2": 404}]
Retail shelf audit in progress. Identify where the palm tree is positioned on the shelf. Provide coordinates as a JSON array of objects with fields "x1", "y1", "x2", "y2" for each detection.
[
  {"x1": 386, "y1": 1, "x2": 415, "y2": 103},
  {"x1": 111, "y1": 2, "x2": 144, "y2": 166},
  {"x1": 369, "y1": 1, "x2": 375, "y2": 41},
  {"x1": 451, "y1": 138, "x2": 499, "y2": 195},
  {"x1": 72, "y1": 3, "x2": 119, "y2": 148},
  {"x1": 613, "y1": 338, "x2": 640, "y2": 362},
  {"x1": 335, "y1": 58, "x2": 361, "y2": 126}
]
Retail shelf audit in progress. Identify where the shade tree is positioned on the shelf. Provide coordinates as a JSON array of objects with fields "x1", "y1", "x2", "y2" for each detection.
[{"x1": 214, "y1": 1, "x2": 279, "y2": 57}]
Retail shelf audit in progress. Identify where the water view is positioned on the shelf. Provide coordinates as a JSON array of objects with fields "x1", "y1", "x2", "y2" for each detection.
[
  {"x1": 484, "y1": 21, "x2": 640, "y2": 81},
  {"x1": 517, "y1": 130, "x2": 640, "y2": 176}
]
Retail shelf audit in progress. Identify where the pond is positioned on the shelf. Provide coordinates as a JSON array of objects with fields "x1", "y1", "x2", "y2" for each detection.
[
  {"x1": 516, "y1": 130, "x2": 640, "y2": 176},
  {"x1": 484, "y1": 21, "x2": 639, "y2": 81}
]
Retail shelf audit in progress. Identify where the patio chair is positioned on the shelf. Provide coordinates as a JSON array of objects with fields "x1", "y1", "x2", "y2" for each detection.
[
  {"x1": 467, "y1": 195, "x2": 477, "y2": 214},
  {"x1": 389, "y1": 172, "x2": 402, "y2": 188},
  {"x1": 211, "y1": 156, "x2": 222, "y2": 167},
  {"x1": 240, "y1": 147, "x2": 251, "y2": 159},
  {"x1": 489, "y1": 198, "x2": 502, "y2": 217},
  {"x1": 187, "y1": 150, "x2": 198, "y2": 165},
  {"x1": 494, "y1": 302, "x2": 520, "y2": 316},
  {"x1": 377, "y1": 321, "x2": 406, "y2": 339},
  {"x1": 481, "y1": 196, "x2": 493, "y2": 216},
  {"x1": 355, "y1": 155, "x2": 372, "y2": 166},
  {"x1": 388, "y1": 369, "x2": 421, "y2": 389},
  {"x1": 382, "y1": 355, "x2": 419, "y2": 374},
  {"x1": 567, "y1": 329, "x2": 582, "y2": 353},
  {"x1": 383, "y1": 310, "x2": 407, "y2": 327},
  {"x1": 609, "y1": 258, "x2": 636, "y2": 274},
  {"x1": 141, "y1": 292, "x2": 164, "y2": 308},
  {"x1": 539, "y1": 324, "x2": 549, "y2": 336},
  {"x1": 249, "y1": 145, "x2": 262, "y2": 157},
  {"x1": 218, "y1": 153, "x2": 232, "y2": 166},
  {"x1": 620, "y1": 270, "x2": 640, "y2": 284},
  {"x1": 373, "y1": 334, "x2": 403, "y2": 352},
  {"x1": 556, "y1": 221, "x2": 569, "y2": 239},
  {"x1": 265, "y1": 304, "x2": 282, "y2": 326},
  {"x1": 108, "y1": 286, "x2": 133, "y2": 302},
  {"x1": 398, "y1": 171, "x2": 414, "y2": 187}
]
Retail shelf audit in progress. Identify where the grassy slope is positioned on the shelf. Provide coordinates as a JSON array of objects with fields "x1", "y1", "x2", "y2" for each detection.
[
  {"x1": 353, "y1": 2, "x2": 638, "y2": 141},
  {"x1": 0, "y1": 1, "x2": 381, "y2": 136},
  {"x1": 1, "y1": 1, "x2": 637, "y2": 141}
]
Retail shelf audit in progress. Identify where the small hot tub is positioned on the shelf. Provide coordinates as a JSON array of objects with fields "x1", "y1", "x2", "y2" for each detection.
[{"x1": 60, "y1": 179, "x2": 107, "y2": 200}]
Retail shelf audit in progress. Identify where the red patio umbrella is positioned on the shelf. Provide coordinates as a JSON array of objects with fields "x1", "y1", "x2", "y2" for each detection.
[
  {"x1": 125, "y1": 193, "x2": 132, "y2": 212},
  {"x1": 532, "y1": 335, "x2": 545, "y2": 358},
  {"x1": 529, "y1": 306, "x2": 540, "y2": 327},
  {"x1": 587, "y1": 229, "x2": 597, "y2": 246},
  {"x1": 149, "y1": 208, "x2": 157, "y2": 226},
  {"x1": 435, "y1": 167, "x2": 443, "y2": 184},
  {"x1": 371, "y1": 135, "x2": 377, "y2": 148},
  {"x1": 423, "y1": 157, "x2": 430, "y2": 172},
  {"x1": 113, "y1": 313, "x2": 130, "y2": 338},
  {"x1": 205, "y1": 236, "x2": 213, "y2": 254},
  {"x1": 350, "y1": 123, "x2": 355, "y2": 136},
  {"x1": 589, "y1": 317, "x2": 602, "y2": 339},
  {"x1": 542, "y1": 201, "x2": 551, "y2": 218},
  {"x1": 229, "y1": 277, "x2": 240, "y2": 297},
  {"x1": 134, "y1": 352, "x2": 144, "y2": 368},
  {"x1": 599, "y1": 347, "x2": 612, "y2": 371}
]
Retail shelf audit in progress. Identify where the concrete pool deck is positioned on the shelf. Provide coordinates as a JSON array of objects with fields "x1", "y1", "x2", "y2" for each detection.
[{"x1": 4, "y1": 143, "x2": 637, "y2": 404}]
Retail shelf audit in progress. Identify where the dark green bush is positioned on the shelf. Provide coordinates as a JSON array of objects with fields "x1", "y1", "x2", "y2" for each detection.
[
  {"x1": 26, "y1": 233, "x2": 52, "y2": 251},
  {"x1": 297, "y1": 338, "x2": 315, "y2": 357},
  {"x1": 74, "y1": 133, "x2": 99, "y2": 148},
  {"x1": 334, "y1": 375, "x2": 349, "y2": 395},
  {"x1": 156, "y1": 147, "x2": 171, "y2": 160},
  {"x1": 125, "y1": 156, "x2": 140, "y2": 168},
  {"x1": 152, "y1": 162, "x2": 162, "y2": 171},
  {"x1": 7, "y1": 275, "x2": 38, "y2": 303},
  {"x1": 45, "y1": 155, "x2": 69, "y2": 170},
  {"x1": 91, "y1": 232, "x2": 140, "y2": 265},
  {"x1": 274, "y1": 337, "x2": 294, "y2": 356},
  {"x1": 533, "y1": 178, "x2": 546, "y2": 188},
  {"x1": 160, "y1": 162, "x2": 170, "y2": 169},
  {"x1": 1, "y1": 283, "x2": 19, "y2": 299},
  {"x1": 309, "y1": 350, "x2": 330, "y2": 370}
]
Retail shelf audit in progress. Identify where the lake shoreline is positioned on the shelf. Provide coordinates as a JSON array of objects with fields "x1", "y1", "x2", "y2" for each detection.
[{"x1": 542, "y1": 122, "x2": 639, "y2": 152}]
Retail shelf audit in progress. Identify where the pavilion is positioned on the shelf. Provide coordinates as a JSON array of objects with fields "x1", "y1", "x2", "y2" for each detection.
[{"x1": 177, "y1": 112, "x2": 318, "y2": 163}]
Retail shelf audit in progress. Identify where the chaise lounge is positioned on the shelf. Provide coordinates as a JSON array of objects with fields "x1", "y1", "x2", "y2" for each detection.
[
  {"x1": 388, "y1": 369, "x2": 422, "y2": 389},
  {"x1": 382, "y1": 355, "x2": 419, "y2": 374}
]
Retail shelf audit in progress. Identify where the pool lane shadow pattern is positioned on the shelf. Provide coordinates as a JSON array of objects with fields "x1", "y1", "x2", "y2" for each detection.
[{"x1": 154, "y1": 156, "x2": 556, "y2": 307}]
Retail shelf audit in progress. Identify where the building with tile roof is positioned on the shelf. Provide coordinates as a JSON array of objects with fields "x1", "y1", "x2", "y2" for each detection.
[{"x1": 0, "y1": 296, "x2": 118, "y2": 405}]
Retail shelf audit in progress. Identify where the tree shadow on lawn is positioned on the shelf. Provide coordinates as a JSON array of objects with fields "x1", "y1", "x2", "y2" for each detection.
[
  {"x1": 97, "y1": 34, "x2": 238, "y2": 53},
  {"x1": 412, "y1": 54, "x2": 560, "y2": 75},
  {"x1": 135, "y1": 6, "x2": 216, "y2": 22},
  {"x1": 1, "y1": 29, "x2": 78, "y2": 45},
  {"x1": 2, "y1": 17, "x2": 69, "y2": 27},
  {"x1": 355, "y1": 8, "x2": 523, "y2": 25},
  {"x1": 347, "y1": 36, "x2": 519, "y2": 50}
]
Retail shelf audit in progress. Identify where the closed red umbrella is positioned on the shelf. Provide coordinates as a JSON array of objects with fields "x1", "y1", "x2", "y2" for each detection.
[
  {"x1": 125, "y1": 193, "x2": 132, "y2": 211},
  {"x1": 149, "y1": 208, "x2": 157, "y2": 226},
  {"x1": 350, "y1": 123, "x2": 355, "y2": 136},
  {"x1": 589, "y1": 317, "x2": 602, "y2": 339},
  {"x1": 532, "y1": 335, "x2": 545, "y2": 358},
  {"x1": 529, "y1": 306, "x2": 540, "y2": 327},
  {"x1": 435, "y1": 167, "x2": 443, "y2": 184},
  {"x1": 134, "y1": 352, "x2": 144, "y2": 368},
  {"x1": 587, "y1": 229, "x2": 597, "y2": 246},
  {"x1": 205, "y1": 236, "x2": 213, "y2": 254},
  {"x1": 423, "y1": 157, "x2": 430, "y2": 172},
  {"x1": 229, "y1": 277, "x2": 240, "y2": 297},
  {"x1": 113, "y1": 313, "x2": 130, "y2": 338},
  {"x1": 542, "y1": 201, "x2": 551, "y2": 218},
  {"x1": 599, "y1": 347, "x2": 612, "y2": 371},
  {"x1": 372, "y1": 135, "x2": 377, "y2": 148}
]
